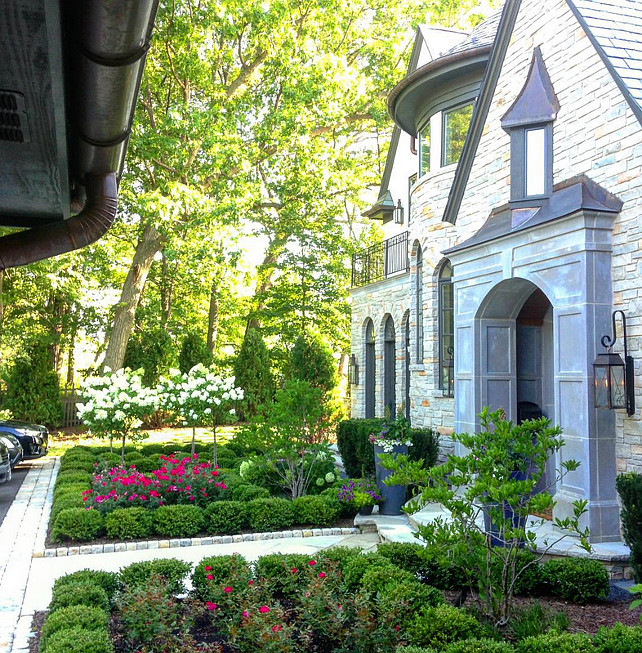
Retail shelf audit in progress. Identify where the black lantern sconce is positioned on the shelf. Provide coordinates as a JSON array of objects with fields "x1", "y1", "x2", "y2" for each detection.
[
  {"x1": 348, "y1": 354, "x2": 359, "y2": 385},
  {"x1": 393, "y1": 199, "x2": 404, "y2": 225},
  {"x1": 594, "y1": 310, "x2": 635, "y2": 415}
]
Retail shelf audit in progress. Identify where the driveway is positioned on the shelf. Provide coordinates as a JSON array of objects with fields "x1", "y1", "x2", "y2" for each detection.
[{"x1": 0, "y1": 463, "x2": 31, "y2": 526}]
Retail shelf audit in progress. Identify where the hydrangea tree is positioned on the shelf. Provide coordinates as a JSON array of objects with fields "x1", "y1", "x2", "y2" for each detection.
[
  {"x1": 77, "y1": 368, "x2": 159, "y2": 465},
  {"x1": 159, "y1": 364, "x2": 243, "y2": 465}
]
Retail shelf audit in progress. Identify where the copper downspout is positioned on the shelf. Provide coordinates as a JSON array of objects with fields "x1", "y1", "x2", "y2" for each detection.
[{"x1": 0, "y1": 173, "x2": 117, "y2": 270}]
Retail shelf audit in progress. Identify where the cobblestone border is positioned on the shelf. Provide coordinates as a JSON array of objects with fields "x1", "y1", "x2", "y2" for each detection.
[{"x1": 35, "y1": 526, "x2": 363, "y2": 558}]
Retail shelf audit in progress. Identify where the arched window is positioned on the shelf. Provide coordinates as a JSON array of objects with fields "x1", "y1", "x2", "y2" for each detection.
[
  {"x1": 405, "y1": 317, "x2": 411, "y2": 421},
  {"x1": 439, "y1": 261, "x2": 454, "y2": 397},
  {"x1": 365, "y1": 319, "x2": 375, "y2": 418},
  {"x1": 416, "y1": 246, "x2": 424, "y2": 363},
  {"x1": 384, "y1": 316, "x2": 396, "y2": 418}
]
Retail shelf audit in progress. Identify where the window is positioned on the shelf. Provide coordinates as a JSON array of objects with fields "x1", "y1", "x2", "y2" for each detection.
[
  {"x1": 525, "y1": 127, "x2": 546, "y2": 197},
  {"x1": 419, "y1": 122, "x2": 430, "y2": 176},
  {"x1": 408, "y1": 173, "x2": 416, "y2": 226},
  {"x1": 439, "y1": 261, "x2": 454, "y2": 397},
  {"x1": 384, "y1": 316, "x2": 396, "y2": 418},
  {"x1": 443, "y1": 103, "x2": 473, "y2": 167},
  {"x1": 416, "y1": 246, "x2": 423, "y2": 363},
  {"x1": 405, "y1": 317, "x2": 411, "y2": 421},
  {"x1": 365, "y1": 319, "x2": 375, "y2": 418}
]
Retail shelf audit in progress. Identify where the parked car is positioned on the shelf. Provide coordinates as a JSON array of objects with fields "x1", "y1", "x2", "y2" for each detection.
[
  {"x1": 0, "y1": 433, "x2": 23, "y2": 468},
  {"x1": 0, "y1": 420, "x2": 48, "y2": 458},
  {"x1": 0, "y1": 440, "x2": 11, "y2": 484}
]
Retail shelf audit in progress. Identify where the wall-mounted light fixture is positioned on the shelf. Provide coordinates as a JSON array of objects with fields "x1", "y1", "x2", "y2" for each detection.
[
  {"x1": 394, "y1": 199, "x2": 404, "y2": 225},
  {"x1": 348, "y1": 354, "x2": 359, "y2": 385},
  {"x1": 594, "y1": 310, "x2": 635, "y2": 415}
]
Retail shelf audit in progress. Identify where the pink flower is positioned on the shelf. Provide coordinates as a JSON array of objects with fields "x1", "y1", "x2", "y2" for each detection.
[
  {"x1": 206, "y1": 574, "x2": 213, "y2": 580},
  {"x1": 248, "y1": 580, "x2": 254, "y2": 586},
  {"x1": 308, "y1": 560, "x2": 317, "y2": 566},
  {"x1": 224, "y1": 586, "x2": 232, "y2": 593},
  {"x1": 206, "y1": 602, "x2": 218, "y2": 610},
  {"x1": 291, "y1": 568, "x2": 297, "y2": 574},
  {"x1": 272, "y1": 624, "x2": 282, "y2": 633},
  {"x1": 242, "y1": 610, "x2": 249, "y2": 619},
  {"x1": 205, "y1": 566, "x2": 212, "y2": 571},
  {"x1": 259, "y1": 605, "x2": 270, "y2": 614},
  {"x1": 318, "y1": 572, "x2": 326, "y2": 578}
]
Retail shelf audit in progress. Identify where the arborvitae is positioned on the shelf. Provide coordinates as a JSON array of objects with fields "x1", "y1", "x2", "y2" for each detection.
[
  {"x1": 290, "y1": 330, "x2": 337, "y2": 394},
  {"x1": 178, "y1": 331, "x2": 212, "y2": 374},
  {"x1": 123, "y1": 328, "x2": 175, "y2": 385},
  {"x1": 233, "y1": 327, "x2": 274, "y2": 421}
]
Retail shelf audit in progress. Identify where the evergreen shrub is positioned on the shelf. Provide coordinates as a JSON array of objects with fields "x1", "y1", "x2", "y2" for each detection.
[
  {"x1": 119, "y1": 558, "x2": 192, "y2": 595},
  {"x1": 178, "y1": 331, "x2": 212, "y2": 374},
  {"x1": 616, "y1": 472, "x2": 642, "y2": 583},
  {"x1": 50, "y1": 495, "x2": 85, "y2": 522},
  {"x1": 54, "y1": 472, "x2": 90, "y2": 488},
  {"x1": 104, "y1": 507, "x2": 153, "y2": 540},
  {"x1": 231, "y1": 483, "x2": 270, "y2": 502},
  {"x1": 514, "y1": 631, "x2": 594, "y2": 653},
  {"x1": 541, "y1": 557, "x2": 609, "y2": 603},
  {"x1": 406, "y1": 604, "x2": 481, "y2": 649},
  {"x1": 246, "y1": 497, "x2": 295, "y2": 532},
  {"x1": 342, "y1": 553, "x2": 396, "y2": 590},
  {"x1": 123, "y1": 328, "x2": 175, "y2": 386},
  {"x1": 253, "y1": 553, "x2": 315, "y2": 598},
  {"x1": 443, "y1": 640, "x2": 516, "y2": 653},
  {"x1": 51, "y1": 508, "x2": 104, "y2": 542},
  {"x1": 378, "y1": 579, "x2": 444, "y2": 627},
  {"x1": 52, "y1": 569, "x2": 120, "y2": 604},
  {"x1": 204, "y1": 500, "x2": 248, "y2": 535},
  {"x1": 336, "y1": 418, "x2": 384, "y2": 478},
  {"x1": 39, "y1": 605, "x2": 109, "y2": 651},
  {"x1": 49, "y1": 583, "x2": 110, "y2": 613},
  {"x1": 40, "y1": 626, "x2": 113, "y2": 653},
  {"x1": 292, "y1": 495, "x2": 340, "y2": 526},
  {"x1": 152, "y1": 505, "x2": 204, "y2": 538},
  {"x1": 593, "y1": 623, "x2": 642, "y2": 653},
  {"x1": 233, "y1": 327, "x2": 274, "y2": 420},
  {"x1": 191, "y1": 554, "x2": 252, "y2": 600}
]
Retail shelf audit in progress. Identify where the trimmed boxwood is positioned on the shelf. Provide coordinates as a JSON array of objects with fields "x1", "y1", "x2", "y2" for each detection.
[
  {"x1": 231, "y1": 483, "x2": 271, "y2": 502},
  {"x1": 342, "y1": 553, "x2": 396, "y2": 590},
  {"x1": 52, "y1": 569, "x2": 120, "y2": 604},
  {"x1": 39, "y1": 605, "x2": 109, "y2": 651},
  {"x1": 50, "y1": 495, "x2": 86, "y2": 522},
  {"x1": 443, "y1": 640, "x2": 516, "y2": 653},
  {"x1": 246, "y1": 497, "x2": 295, "y2": 532},
  {"x1": 593, "y1": 623, "x2": 642, "y2": 653},
  {"x1": 191, "y1": 554, "x2": 252, "y2": 600},
  {"x1": 378, "y1": 579, "x2": 444, "y2": 629},
  {"x1": 541, "y1": 557, "x2": 609, "y2": 603},
  {"x1": 40, "y1": 626, "x2": 112, "y2": 653},
  {"x1": 53, "y1": 484, "x2": 89, "y2": 501},
  {"x1": 292, "y1": 495, "x2": 340, "y2": 527},
  {"x1": 51, "y1": 508, "x2": 104, "y2": 542},
  {"x1": 406, "y1": 604, "x2": 482, "y2": 649},
  {"x1": 336, "y1": 418, "x2": 383, "y2": 478},
  {"x1": 105, "y1": 507, "x2": 153, "y2": 540},
  {"x1": 119, "y1": 558, "x2": 192, "y2": 595},
  {"x1": 204, "y1": 500, "x2": 248, "y2": 535},
  {"x1": 514, "y1": 632, "x2": 594, "y2": 653},
  {"x1": 49, "y1": 583, "x2": 110, "y2": 613},
  {"x1": 59, "y1": 457, "x2": 95, "y2": 473},
  {"x1": 54, "y1": 472, "x2": 91, "y2": 488},
  {"x1": 152, "y1": 504, "x2": 204, "y2": 538}
]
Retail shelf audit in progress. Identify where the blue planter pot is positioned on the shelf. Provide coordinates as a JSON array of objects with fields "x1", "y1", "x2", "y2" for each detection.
[
  {"x1": 374, "y1": 443, "x2": 408, "y2": 515},
  {"x1": 483, "y1": 469, "x2": 529, "y2": 547}
]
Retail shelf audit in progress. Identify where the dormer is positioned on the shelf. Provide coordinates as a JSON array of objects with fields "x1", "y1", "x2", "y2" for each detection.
[{"x1": 501, "y1": 47, "x2": 560, "y2": 208}]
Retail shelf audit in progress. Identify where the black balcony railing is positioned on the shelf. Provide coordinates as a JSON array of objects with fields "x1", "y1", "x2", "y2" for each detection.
[{"x1": 351, "y1": 231, "x2": 409, "y2": 288}]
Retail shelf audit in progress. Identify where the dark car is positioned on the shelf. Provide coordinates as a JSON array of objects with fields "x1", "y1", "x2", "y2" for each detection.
[
  {"x1": 0, "y1": 420, "x2": 48, "y2": 458},
  {"x1": 0, "y1": 433, "x2": 23, "y2": 468},
  {"x1": 0, "y1": 440, "x2": 11, "y2": 484}
]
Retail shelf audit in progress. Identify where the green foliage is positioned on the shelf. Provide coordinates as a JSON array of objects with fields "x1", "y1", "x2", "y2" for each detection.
[
  {"x1": 152, "y1": 505, "x2": 204, "y2": 538},
  {"x1": 123, "y1": 328, "x2": 175, "y2": 386},
  {"x1": 541, "y1": 557, "x2": 609, "y2": 604},
  {"x1": 120, "y1": 559, "x2": 192, "y2": 596},
  {"x1": 49, "y1": 583, "x2": 110, "y2": 613},
  {"x1": 178, "y1": 331, "x2": 212, "y2": 374},
  {"x1": 441, "y1": 640, "x2": 516, "y2": 653},
  {"x1": 105, "y1": 507, "x2": 154, "y2": 540},
  {"x1": 53, "y1": 483, "x2": 89, "y2": 501},
  {"x1": 52, "y1": 569, "x2": 121, "y2": 604},
  {"x1": 408, "y1": 427, "x2": 439, "y2": 470},
  {"x1": 514, "y1": 632, "x2": 594, "y2": 653},
  {"x1": 233, "y1": 328, "x2": 274, "y2": 421},
  {"x1": 40, "y1": 605, "x2": 109, "y2": 652},
  {"x1": 376, "y1": 542, "x2": 431, "y2": 577},
  {"x1": 377, "y1": 578, "x2": 444, "y2": 628},
  {"x1": 2, "y1": 340, "x2": 63, "y2": 427},
  {"x1": 191, "y1": 554, "x2": 251, "y2": 601},
  {"x1": 204, "y1": 500, "x2": 249, "y2": 535},
  {"x1": 593, "y1": 623, "x2": 642, "y2": 653},
  {"x1": 508, "y1": 603, "x2": 568, "y2": 641},
  {"x1": 406, "y1": 604, "x2": 481, "y2": 649},
  {"x1": 616, "y1": 472, "x2": 642, "y2": 583},
  {"x1": 360, "y1": 565, "x2": 416, "y2": 594},
  {"x1": 342, "y1": 553, "x2": 396, "y2": 590},
  {"x1": 292, "y1": 495, "x2": 340, "y2": 527},
  {"x1": 290, "y1": 331, "x2": 337, "y2": 394},
  {"x1": 336, "y1": 418, "x2": 384, "y2": 477},
  {"x1": 40, "y1": 626, "x2": 113, "y2": 653},
  {"x1": 50, "y1": 495, "x2": 86, "y2": 522},
  {"x1": 253, "y1": 553, "x2": 316, "y2": 598},
  {"x1": 315, "y1": 545, "x2": 363, "y2": 572},
  {"x1": 54, "y1": 472, "x2": 91, "y2": 489},
  {"x1": 231, "y1": 483, "x2": 271, "y2": 502},
  {"x1": 51, "y1": 508, "x2": 104, "y2": 542},
  {"x1": 246, "y1": 497, "x2": 295, "y2": 532}
]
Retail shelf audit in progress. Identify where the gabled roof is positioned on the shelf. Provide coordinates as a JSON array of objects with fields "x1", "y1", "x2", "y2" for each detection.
[{"x1": 442, "y1": 0, "x2": 642, "y2": 225}]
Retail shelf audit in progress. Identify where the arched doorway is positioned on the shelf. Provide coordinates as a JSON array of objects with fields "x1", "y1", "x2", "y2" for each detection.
[
  {"x1": 384, "y1": 315, "x2": 396, "y2": 418},
  {"x1": 365, "y1": 319, "x2": 375, "y2": 418}
]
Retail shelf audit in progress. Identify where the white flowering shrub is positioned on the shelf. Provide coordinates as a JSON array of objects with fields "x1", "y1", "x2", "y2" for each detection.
[
  {"x1": 77, "y1": 368, "x2": 159, "y2": 464},
  {"x1": 158, "y1": 364, "x2": 243, "y2": 463}
]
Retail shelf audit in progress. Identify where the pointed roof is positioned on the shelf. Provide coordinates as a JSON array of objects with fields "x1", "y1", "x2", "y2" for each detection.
[{"x1": 442, "y1": 0, "x2": 642, "y2": 225}]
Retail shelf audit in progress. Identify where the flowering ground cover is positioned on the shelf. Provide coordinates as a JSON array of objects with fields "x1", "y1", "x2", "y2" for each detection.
[{"x1": 33, "y1": 545, "x2": 642, "y2": 653}]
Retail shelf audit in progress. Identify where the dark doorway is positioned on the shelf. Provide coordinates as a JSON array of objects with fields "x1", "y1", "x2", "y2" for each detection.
[
  {"x1": 384, "y1": 316, "x2": 396, "y2": 418},
  {"x1": 365, "y1": 319, "x2": 375, "y2": 418}
]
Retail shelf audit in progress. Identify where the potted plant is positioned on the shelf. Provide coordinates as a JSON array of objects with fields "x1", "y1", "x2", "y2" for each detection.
[
  {"x1": 337, "y1": 478, "x2": 381, "y2": 516},
  {"x1": 370, "y1": 417, "x2": 411, "y2": 515}
]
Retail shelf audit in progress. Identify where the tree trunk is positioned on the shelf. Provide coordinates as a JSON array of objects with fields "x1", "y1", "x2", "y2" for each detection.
[
  {"x1": 245, "y1": 238, "x2": 284, "y2": 331},
  {"x1": 207, "y1": 280, "x2": 219, "y2": 355},
  {"x1": 102, "y1": 224, "x2": 164, "y2": 372},
  {"x1": 160, "y1": 252, "x2": 174, "y2": 326}
]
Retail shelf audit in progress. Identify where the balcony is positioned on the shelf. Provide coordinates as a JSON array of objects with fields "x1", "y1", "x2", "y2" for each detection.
[{"x1": 351, "y1": 231, "x2": 409, "y2": 288}]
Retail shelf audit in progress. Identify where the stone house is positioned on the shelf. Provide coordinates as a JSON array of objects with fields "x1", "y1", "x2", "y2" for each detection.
[{"x1": 349, "y1": 0, "x2": 642, "y2": 543}]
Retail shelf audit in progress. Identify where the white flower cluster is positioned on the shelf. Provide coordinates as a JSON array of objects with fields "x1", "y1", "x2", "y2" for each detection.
[{"x1": 77, "y1": 367, "x2": 159, "y2": 435}]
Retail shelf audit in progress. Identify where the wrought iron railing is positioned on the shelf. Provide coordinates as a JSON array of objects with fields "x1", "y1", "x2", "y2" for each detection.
[{"x1": 351, "y1": 231, "x2": 409, "y2": 288}]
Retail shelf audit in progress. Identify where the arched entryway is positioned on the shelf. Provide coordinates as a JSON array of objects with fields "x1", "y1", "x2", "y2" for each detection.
[{"x1": 384, "y1": 315, "x2": 396, "y2": 418}]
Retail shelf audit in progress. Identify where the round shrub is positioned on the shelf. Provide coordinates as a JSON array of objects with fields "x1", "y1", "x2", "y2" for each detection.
[
  {"x1": 316, "y1": 545, "x2": 363, "y2": 572},
  {"x1": 541, "y1": 557, "x2": 609, "y2": 603},
  {"x1": 253, "y1": 553, "x2": 316, "y2": 598},
  {"x1": 130, "y1": 455, "x2": 163, "y2": 474},
  {"x1": 54, "y1": 472, "x2": 91, "y2": 489},
  {"x1": 51, "y1": 508, "x2": 104, "y2": 542},
  {"x1": 52, "y1": 569, "x2": 121, "y2": 604},
  {"x1": 377, "y1": 542, "x2": 431, "y2": 577},
  {"x1": 342, "y1": 553, "x2": 396, "y2": 590},
  {"x1": 123, "y1": 452, "x2": 145, "y2": 466},
  {"x1": 41, "y1": 626, "x2": 112, "y2": 653},
  {"x1": 49, "y1": 583, "x2": 110, "y2": 613},
  {"x1": 53, "y1": 483, "x2": 89, "y2": 501},
  {"x1": 292, "y1": 495, "x2": 340, "y2": 527},
  {"x1": 214, "y1": 446, "x2": 238, "y2": 468},
  {"x1": 59, "y1": 457, "x2": 95, "y2": 473},
  {"x1": 120, "y1": 558, "x2": 192, "y2": 595},
  {"x1": 152, "y1": 504, "x2": 204, "y2": 538},
  {"x1": 50, "y1": 495, "x2": 86, "y2": 521},
  {"x1": 407, "y1": 605, "x2": 482, "y2": 649},
  {"x1": 97, "y1": 453, "x2": 120, "y2": 468},
  {"x1": 360, "y1": 565, "x2": 416, "y2": 594},
  {"x1": 444, "y1": 639, "x2": 516, "y2": 653},
  {"x1": 378, "y1": 578, "x2": 444, "y2": 626},
  {"x1": 139, "y1": 443, "x2": 167, "y2": 456},
  {"x1": 40, "y1": 605, "x2": 109, "y2": 650},
  {"x1": 204, "y1": 500, "x2": 248, "y2": 535},
  {"x1": 192, "y1": 554, "x2": 252, "y2": 601},
  {"x1": 231, "y1": 483, "x2": 271, "y2": 502},
  {"x1": 246, "y1": 498, "x2": 295, "y2": 532},
  {"x1": 105, "y1": 507, "x2": 153, "y2": 540},
  {"x1": 514, "y1": 631, "x2": 593, "y2": 653},
  {"x1": 593, "y1": 623, "x2": 642, "y2": 653}
]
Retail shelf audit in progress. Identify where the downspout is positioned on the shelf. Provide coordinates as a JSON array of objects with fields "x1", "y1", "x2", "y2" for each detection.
[{"x1": 0, "y1": 173, "x2": 117, "y2": 271}]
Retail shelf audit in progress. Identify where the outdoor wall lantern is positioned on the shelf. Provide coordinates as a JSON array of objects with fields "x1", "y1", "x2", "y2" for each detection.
[
  {"x1": 393, "y1": 199, "x2": 404, "y2": 225},
  {"x1": 348, "y1": 354, "x2": 359, "y2": 385},
  {"x1": 594, "y1": 310, "x2": 635, "y2": 415}
]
